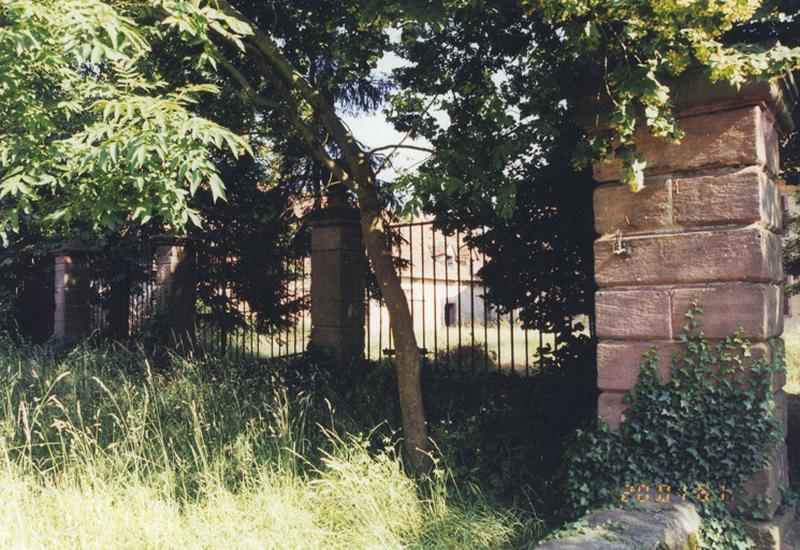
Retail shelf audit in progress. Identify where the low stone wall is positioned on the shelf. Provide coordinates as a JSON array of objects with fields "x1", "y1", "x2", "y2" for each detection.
[{"x1": 536, "y1": 503, "x2": 700, "y2": 550}]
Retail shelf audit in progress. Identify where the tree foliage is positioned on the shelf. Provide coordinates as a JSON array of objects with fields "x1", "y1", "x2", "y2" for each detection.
[{"x1": 0, "y1": 0, "x2": 249, "y2": 242}]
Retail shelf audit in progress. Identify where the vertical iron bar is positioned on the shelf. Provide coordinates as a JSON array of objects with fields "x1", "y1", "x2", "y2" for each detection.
[
  {"x1": 408, "y1": 224, "x2": 414, "y2": 330},
  {"x1": 510, "y1": 307, "x2": 515, "y2": 373},
  {"x1": 539, "y1": 329, "x2": 544, "y2": 368},
  {"x1": 469, "y1": 244, "x2": 475, "y2": 369},
  {"x1": 432, "y1": 223, "x2": 438, "y2": 368},
  {"x1": 420, "y1": 223, "x2": 426, "y2": 357},
  {"x1": 483, "y1": 251, "x2": 489, "y2": 371},
  {"x1": 378, "y1": 295, "x2": 383, "y2": 366},
  {"x1": 496, "y1": 304, "x2": 501, "y2": 373},
  {"x1": 456, "y1": 231, "x2": 462, "y2": 372},
  {"x1": 444, "y1": 233, "x2": 450, "y2": 369},
  {"x1": 366, "y1": 287, "x2": 371, "y2": 361},
  {"x1": 524, "y1": 315, "x2": 530, "y2": 376},
  {"x1": 292, "y1": 260, "x2": 298, "y2": 355}
]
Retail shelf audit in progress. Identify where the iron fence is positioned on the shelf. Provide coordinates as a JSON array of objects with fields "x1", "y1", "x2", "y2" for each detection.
[
  {"x1": 366, "y1": 220, "x2": 564, "y2": 374},
  {"x1": 65, "y1": 220, "x2": 570, "y2": 373}
]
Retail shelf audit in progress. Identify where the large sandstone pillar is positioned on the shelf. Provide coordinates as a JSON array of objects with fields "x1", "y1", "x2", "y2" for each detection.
[
  {"x1": 53, "y1": 246, "x2": 91, "y2": 342},
  {"x1": 308, "y1": 186, "x2": 367, "y2": 356},
  {"x1": 152, "y1": 235, "x2": 197, "y2": 346},
  {"x1": 590, "y1": 72, "x2": 797, "y2": 542}
]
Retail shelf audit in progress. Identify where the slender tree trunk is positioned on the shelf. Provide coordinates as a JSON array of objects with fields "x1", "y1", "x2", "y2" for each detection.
[
  {"x1": 354, "y1": 182, "x2": 433, "y2": 474},
  {"x1": 203, "y1": 0, "x2": 432, "y2": 472}
]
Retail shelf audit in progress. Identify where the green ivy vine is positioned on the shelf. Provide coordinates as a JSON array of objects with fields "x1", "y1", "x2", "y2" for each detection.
[{"x1": 564, "y1": 302, "x2": 785, "y2": 549}]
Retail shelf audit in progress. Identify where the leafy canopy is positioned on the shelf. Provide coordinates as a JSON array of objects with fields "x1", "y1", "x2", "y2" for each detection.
[{"x1": 0, "y1": 0, "x2": 249, "y2": 243}]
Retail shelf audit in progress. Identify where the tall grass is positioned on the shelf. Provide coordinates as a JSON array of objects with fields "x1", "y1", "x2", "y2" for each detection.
[{"x1": 0, "y1": 337, "x2": 538, "y2": 548}]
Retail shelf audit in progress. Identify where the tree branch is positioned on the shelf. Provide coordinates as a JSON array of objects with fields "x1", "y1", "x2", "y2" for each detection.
[
  {"x1": 212, "y1": 0, "x2": 373, "y2": 189},
  {"x1": 369, "y1": 144, "x2": 434, "y2": 155},
  {"x1": 213, "y1": 50, "x2": 280, "y2": 109}
]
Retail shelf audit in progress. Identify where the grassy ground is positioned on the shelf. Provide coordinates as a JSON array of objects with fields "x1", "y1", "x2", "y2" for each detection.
[
  {"x1": 0, "y1": 337, "x2": 549, "y2": 549},
  {"x1": 785, "y1": 326, "x2": 800, "y2": 395},
  {"x1": 366, "y1": 323, "x2": 558, "y2": 372}
]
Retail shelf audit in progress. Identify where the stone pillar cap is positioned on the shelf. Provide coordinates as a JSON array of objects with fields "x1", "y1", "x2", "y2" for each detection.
[
  {"x1": 150, "y1": 233, "x2": 196, "y2": 246},
  {"x1": 306, "y1": 205, "x2": 361, "y2": 226},
  {"x1": 576, "y1": 69, "x2": 798, "y2": 133},
  {"x1": 53, "y1": 243, "x2": 95, "y2": 255}
]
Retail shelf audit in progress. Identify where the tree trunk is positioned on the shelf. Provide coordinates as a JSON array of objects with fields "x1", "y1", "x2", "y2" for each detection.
[
  {"x1": 354, "y1": 183, "x2": 433, "y2": 474},
  {"x1": 200, "y1": 0, "x2": 433, "y2": 472}
]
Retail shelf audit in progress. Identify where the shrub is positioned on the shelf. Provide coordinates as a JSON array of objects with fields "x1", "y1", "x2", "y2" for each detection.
[{"x1": 563, "y1": 303, "x2": 784, "y2": 549}]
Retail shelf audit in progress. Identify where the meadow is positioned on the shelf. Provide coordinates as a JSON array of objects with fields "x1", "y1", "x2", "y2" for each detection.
[{"x1": 0, "y1": 337, "x2": 567, "y2": 549}]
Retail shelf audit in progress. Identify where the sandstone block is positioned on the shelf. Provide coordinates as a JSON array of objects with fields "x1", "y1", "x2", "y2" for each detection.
[
  {"x1": 597, "y1": 341, "x2": 679, "y2": 391},
  {"x1": 311, "y1": 272, "x2": 365, "y2": 304},
  {"x1": 743, "y1": 505, "x2": 795, "y2": 550},
  {"x1": 535, "y1": 502, "x2": 701, "y2": 550},
  {"x1": 311, "y1": 249, "x2": 366, "y2": 278},
  {"x1": 598, "y1": 391, "x2": 627, "y2": 431},
  {"x1": 670, "y1": 284, "x2": 782, "y2": 340},
  {"x1": 733, "y1": 444, "x2": 788, "y2": 520},
  {"x1": 593, "y1": 106, "x2": 779, "y2": 182},
  {"x1": 594, "y1": 177, "x2": 671, "y2": 236},
  {"x1": 310, "y1": 326, "x2": 365, "y2": 353},
  {"x1": 311, "y1": 224, "x2": 363, "y2": 252},
  {"x1": 673, "y1": 167, "x2": 781, "y2": 231},
  {"x1": 311, "y1": 299, "x2": 365, "y2": 329},
  {"x1": 595, "y1": 227, "x2": 782, "y2": 287},
  {"x1": 596, "y1": 290, "x2": 671, "y2": 340}
]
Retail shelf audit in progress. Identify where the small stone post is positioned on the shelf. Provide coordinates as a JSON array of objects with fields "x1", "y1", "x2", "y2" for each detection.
[
  {"x1": 53, "y1": 246, "x2": 91, "y2": 342},
  {"x1": 152, "y1": 235, "x2": 197, "y2": 346},
  {"x1": 588, "y1": 72, "x2": 797, "y2": 545},
  {"x1": 308, "y1": 186, "x2": 367, "y2": 356}
]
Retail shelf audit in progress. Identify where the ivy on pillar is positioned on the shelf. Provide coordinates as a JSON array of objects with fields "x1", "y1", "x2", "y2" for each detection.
[
  {"x1": 307, "y1": 186, "x2": 367, "y2": 356},
  {"x1": 588, "y1": 71, "x2": 797, "y2": 545},
  {"x1": 53, "y1": 245, "x2": 91, "y2": 342},
  {"x1": 151, "y1": 235, "x2": 197, "y2": 347}
]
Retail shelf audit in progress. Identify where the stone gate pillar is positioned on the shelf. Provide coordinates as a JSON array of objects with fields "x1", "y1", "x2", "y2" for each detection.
[
  {"x1": 53, "y1": 246, "x2": 91, "y2": 342},
  {"x1": 152, "y1": 235, "x2": 197, "y2": 346},
  {"x1": 590, "y1": 72, "x2": 797, "y2": 544},
  {"x1": 308, "y1": 186, "x2": 367, "y2": 356}
]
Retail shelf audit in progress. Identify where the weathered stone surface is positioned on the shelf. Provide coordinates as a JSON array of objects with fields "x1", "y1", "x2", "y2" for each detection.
[
  {"x1": 782, "y1": 510, "x2": 800, "y2": 550},
  {"x1": 53, "y1": 250, "x2": 91, "y2": 341},
  {"x1": 594, "y1": 177, "x2": 671, "y2": 236},
  {"x1": 744, "y1": 505, "x2": 796, "y2": 550},
  {"x1": 311, "y1": 224, "x2": 363, "y2": 252},
  {"x1": 775, "y1": 390, "x2": 788, "y2": 439},
  {"x1": 594, "y1": 167, "x2": 781, "y2": 236},
  {"x1": 310, "y1": 249, "x2": 367, "y2": 278},
  {"x1": 596, "y1": 290, "x2": 671, "y2": 340},
  {"x1": 595, "y1": 226, "x2": 782, "y2": 287},
  {"x1": 310, "y1": 326, "x2": 364, "y2": 353},
  {"x1": 535, "y1": 502, "x2": 701, "y2": 550},
  {"x1": 670, "y1": 284, "x2": 783, "y2": 340},
  {"x1": 309, "y1": 205, "x2": 367, "y2": 356},
  {"x1": 673, "y1": 167, "x2": 781, "y2": 231},
  {"x1": 311, "y1": 272, "x2": 365, "y2": 304},
  {"x1": 733, "y1": 444, "x2": 788, "y2": 520},
  {"x1": 593, "y1": 105, "x2": 779, "y2": 182},
  {"x1": 153, "y1": 238, "x2": 196, "y2": 346},
  {"x1": 598, "y1": 340, "x2": 785, "y2": 392},
  {"x1": 597, "y1": 341, "x2": 679, "y2": 391},
  {"x1": 598, "y1": 391, "x2": 627, "y2": 431},
  {"x1": 310, "y1": 299, "x2": 365, "y2": 328}
]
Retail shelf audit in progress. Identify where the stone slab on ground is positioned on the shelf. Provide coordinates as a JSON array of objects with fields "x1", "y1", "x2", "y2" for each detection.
[{"x1": 536, "y1": 502, "x2": 700, "y2": 550}]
